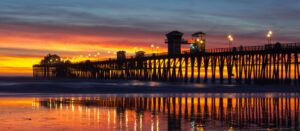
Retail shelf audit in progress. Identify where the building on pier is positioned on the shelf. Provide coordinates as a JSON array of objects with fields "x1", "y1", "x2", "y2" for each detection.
[
  {"x1": 117, "y1": 51, "x2": 126, "y2": 61},
  {"x1": 165, "y1": 31, "x2": 184, "y2": 56},
  {"x1": 190, "y1": 32, "x2": 206, "y2": 53},
  {"x1": 165, "y1": 31, "x2": 206, "y2": 55},
  {"x1": 135, "y1": 51, "x2": 145, "y2": 58},
  {"x1": 40, "y1": 54, "x2": 62, "y2": 64}
]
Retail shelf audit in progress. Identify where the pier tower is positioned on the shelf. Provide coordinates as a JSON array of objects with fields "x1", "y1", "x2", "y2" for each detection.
[
  {"x1": 165, "y1": 31, "x2": 183, "y2": 56},
  {"x1": 190, "y1": 32, "x2": 206, "y2": 53},
  {"x1": 117, "y1": 51, "x2": 126, "y2": 61}
]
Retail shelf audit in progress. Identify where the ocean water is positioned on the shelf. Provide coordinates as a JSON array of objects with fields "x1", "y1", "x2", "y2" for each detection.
[{"x1": 0, "y1": 93, "x2": 299, "y2": 131}]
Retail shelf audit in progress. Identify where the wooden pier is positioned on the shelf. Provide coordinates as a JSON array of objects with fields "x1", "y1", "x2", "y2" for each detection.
[{"x1": 33, "y1": 42, "x2": 300, "y2": 85}]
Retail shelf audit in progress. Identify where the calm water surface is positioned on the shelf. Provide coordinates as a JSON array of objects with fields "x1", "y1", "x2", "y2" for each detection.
[{"x1": 0, "y1": 93, "x2": 299, "y2": 131}]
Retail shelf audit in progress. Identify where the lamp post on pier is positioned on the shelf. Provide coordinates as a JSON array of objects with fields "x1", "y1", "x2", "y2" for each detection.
[
  {"x1": 151, "y1": 44, "x2": 154, "y2": 54},
  {"x1": 97, "y1": 52, "x2": 100, "y2": 61},
  {"x1": 227, "y1": 35, "x2": 234, "y2": 49},
  {"x1": 134, "y1": 47, "x2": 137, "y2": 53},
  {"x1": 267, "y1": 30, "x2": 272, "y2": 44}
]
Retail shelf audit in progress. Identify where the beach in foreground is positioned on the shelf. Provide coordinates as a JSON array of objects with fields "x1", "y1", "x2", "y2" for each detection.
[
  {"x1": 0, "y1": 93, "x2": 299, "y2": 130},
  {"x1": 0, "y1": 77, "x2": 300, "y2": 130}
]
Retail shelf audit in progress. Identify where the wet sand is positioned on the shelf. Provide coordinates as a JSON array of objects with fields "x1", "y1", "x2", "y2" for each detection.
[
  {"x1": 0, "y1": 77, "x2": 299, "y2": 130},
  {"x1": 0, "y1": 77, "x2": 299, "y2": 94}
]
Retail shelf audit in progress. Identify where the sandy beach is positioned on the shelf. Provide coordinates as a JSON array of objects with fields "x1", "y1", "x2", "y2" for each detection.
[{"x1": 0, "y1": 77, "x2": 300, "y2": 131}]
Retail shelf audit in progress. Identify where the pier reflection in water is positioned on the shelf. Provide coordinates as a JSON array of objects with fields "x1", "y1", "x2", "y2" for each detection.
[{"x1": 37, "y1": 94, "x2": 300, "y2": 130}]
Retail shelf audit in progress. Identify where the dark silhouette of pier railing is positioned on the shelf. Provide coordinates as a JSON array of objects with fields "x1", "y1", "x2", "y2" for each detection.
[{"x1": 33, "y1": 42, "x2": 300, "y2": 85}]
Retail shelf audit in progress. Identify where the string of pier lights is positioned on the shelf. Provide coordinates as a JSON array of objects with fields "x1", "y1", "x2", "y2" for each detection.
[
  {"x1": 226, "y1": 30, "x2": 273, "y2": 48},
  {"x1": 61, "y1": 50, "x2": 118, "y2": 63},
  {"x1": 64, "y1": 43, "x2": 161, "y2": 62},
  {"x1": 63, "y1": 43, "x2": 160, "y2": 62}
]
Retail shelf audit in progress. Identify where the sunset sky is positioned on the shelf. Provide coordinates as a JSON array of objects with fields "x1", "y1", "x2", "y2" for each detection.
[{"x1": 0, "y1": 0, "x2": 300, "y2": 76}]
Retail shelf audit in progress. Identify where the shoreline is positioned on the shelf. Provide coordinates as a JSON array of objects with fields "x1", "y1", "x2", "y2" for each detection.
[{"x1": 0, "y1": 77, "x2": 300, "y2": 94}]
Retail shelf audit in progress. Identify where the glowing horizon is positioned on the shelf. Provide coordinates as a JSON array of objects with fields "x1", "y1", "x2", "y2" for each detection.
[{"x1": 1, "y1": 0, "x2": 300, "y2": 76}]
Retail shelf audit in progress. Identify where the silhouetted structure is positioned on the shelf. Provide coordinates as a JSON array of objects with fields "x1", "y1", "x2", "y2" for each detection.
[
  {"x1": 33, "y1": 54, "x2": 71, "y2": 78},
  {"x1": 135, "y1": 51, "x2": 145, "y2": 58},
  {"x1": 165, "y1": 31, "x2": 184, "y2": 56},
  {"x1": 40, "y1": 54, "x2": 61, "y2": 65},
  {"x1": 117, "y1": 51, "x2": 126, "y2": 61},
  {"x1": 33, "y1": 39, "x2": 300, "y2": 85},
  {"x1": 190, "y1": 32, "x2": 206, "y2": 53}
]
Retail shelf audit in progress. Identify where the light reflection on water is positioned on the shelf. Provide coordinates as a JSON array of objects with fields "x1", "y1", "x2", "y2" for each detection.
[{"x1": 0, "y1": 93, "x2": 299, "y2": 130}]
